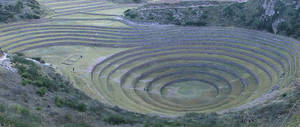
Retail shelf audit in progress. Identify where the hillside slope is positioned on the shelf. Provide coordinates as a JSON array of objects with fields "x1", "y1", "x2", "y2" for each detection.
[
  {"x1": 0, "y1": 51, "x2": 300, "y2": 127},
  {"x1": 124, "y1": 0, "x2": 300, "y2": 39},
  {"x1": 0, "y1": 52, "x2": 146, "y2": 127},
  {"x1": 0, "y1": 0, "x2": 44, "y2": 23}
]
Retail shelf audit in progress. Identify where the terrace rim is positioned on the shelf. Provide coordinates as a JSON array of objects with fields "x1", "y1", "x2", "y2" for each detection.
[{"x1": 0, "y1": 0, "x2": 299, "y2": 116}]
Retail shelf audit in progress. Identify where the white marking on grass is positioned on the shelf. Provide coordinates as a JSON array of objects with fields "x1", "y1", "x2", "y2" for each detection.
[
  {"x1": 113, "y1": 77, "x2": 120, "y2": 83},
  {"x1": 113, "y1": 64, "x2": 119, "y2": 68},
  {"x1": 135, "y1": 87, "x2": 145, "y2": 91},
  {"x1": 140, "y1": 78, "x2": 154, "y2": 83},
  {"x1": 116, "y1": 69, "x2": 128, "y2": 74},
  {"x1": 131, "y1": 73, "x2": 140, "y2": 78},
  {"x1": 165, "y1": 87, "x2": 180, "y2": 97},
  {"x1": 150, "y1": 90, "x2": 160, "y2": 95},
  {"x1": 122, "y1": 85, "x2": 134, "y2": 89},
  {"x1": 99, "y1": 75, "x2": 107, "y2": 79}
]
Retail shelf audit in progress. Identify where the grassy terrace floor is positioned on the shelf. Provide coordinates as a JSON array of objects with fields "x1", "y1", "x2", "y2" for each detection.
[{"x1": 0, "y1": 0, "x2": 300, "y2": 117}]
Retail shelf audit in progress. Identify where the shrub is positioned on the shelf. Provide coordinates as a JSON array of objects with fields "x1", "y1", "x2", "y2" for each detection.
[
  {"x1": 132, "y1": 0, "x2": 141, "y2": 3},
  {"x1": 185, "y1": 21, "x2": 207, "y2": 26},
  {"x1": 282, "y1": 93, "x2": 287, "y2": 97},
  {"x1": 11, "y1": 53, "x2": 65, "y2": 91},
  {"x1": 124, "y1": 9, "x2": 138, "y2": 19},
  {"x1": 36, "y1": 87, "x2": 47, "y2": 96},
  {"x1": 21, "y1": 79, "x2": 31, "y2": 86},
  {"x1": 14, "y1": 52, "x2": 25, "y2": 56},
  {"x1": 104, "y1": 115, "x2": 127, "y2": 125},
  {"x1": 77, "y1": 103, "x2": 87, "y2": 112},
  {"x1": 65, "y1": 114, "x2": 72, "y2": 121},
  {"x1": 54, "y1": 96, "x2": 87, "y2": 112},
  {"x1": 36, "y1": 106, "x2": 42, "y2": 111},
  {"x1": 63, "y1": 123, "x2": 91, "y2": 127},
  {"x1": 54, "y1": 96, "x2": 63, "y2": 107},
  {"x1": 64, "y1": 100, "x2": 87, "y2": 112}
]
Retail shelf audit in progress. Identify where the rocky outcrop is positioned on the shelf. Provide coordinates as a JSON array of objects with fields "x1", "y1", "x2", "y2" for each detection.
[
  {"x1": 272, "y1": 18, "x2": 284, "y2": 34},
  {"x1": 263, "y1": 0, "x2": 276, "y2": 16}
]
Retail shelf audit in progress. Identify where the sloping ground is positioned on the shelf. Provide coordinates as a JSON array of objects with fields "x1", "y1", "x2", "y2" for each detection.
[
  {"x1": 148, "y1": 0, "x2": 247, "y2": 4},
  {"x1": 0, "y1": 0, "x2": 299, "y2": 115},
  {"x1": 89, "y1": 26, "x2": 299, "y2": 115},
  {"x1": 0, "y1": 0, "x2": 44, "y2": 23},
  {"x1": 124, "y1": 0, "x2": 300, "y2": 39},
  {"x1": 0, "y1": 53, "x2": 150, "y2": 127},
  {"x1": 0, "y1": 0, "x2": 300, "y2": 126}
]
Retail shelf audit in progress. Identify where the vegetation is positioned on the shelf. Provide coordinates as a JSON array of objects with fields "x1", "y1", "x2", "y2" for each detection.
[
  {"x1": 0, "y1": 104, "x2": 42, "y2": 127},
  {"x1": 0, "y1": 0, "x2": 44, "y2": 23},
  {"x1": 6, "y1": 26, "x2": 300, "y2": 127},
  {"x1": 124, "y1": 0, "x2": 300, "y2": 39},
  {"x1": 54, "y1": 96, "x2": 87, "y2": 112},
  {"x1": 10, "y1": 53, "x2": 66, "y2": 95},
  {"x1": 108, "y1": 0, "x2": 144, "y2": 4},
  {"x1": 140, "y1": 85, "x2": 300, "y2": 127},
  {"x1": 0, "y1": 0, "x2": 300, "y2": 126},
  {"x1": 103, "y1": 114, "x2": 135, "y2": 125},
  {"x1": 36, "y1": 87, "x2": 46, "y2": 96}
]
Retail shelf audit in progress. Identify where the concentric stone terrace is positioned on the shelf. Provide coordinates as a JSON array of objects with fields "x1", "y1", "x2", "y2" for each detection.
[
  {"x1": 90, "y1": 27, "x2": 300, "y2": 115},
  {"x1": 0, "y1": 0, "x2": 299, "y2": 116}
]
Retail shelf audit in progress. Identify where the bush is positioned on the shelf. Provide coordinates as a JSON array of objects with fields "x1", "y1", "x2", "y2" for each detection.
[
  {"x1": 36, "y1": 106, "x2": 42, "y2": 111},
  {"x1": 77, "y1": 103, "x2": 87, "y2": 112},
  {"x1": 124, "y1": 9, "x2": 138, "y2": 19},
  {"x1": 14, "y1": 52, "x2": 25, "y2": 56},
  {"x1": 133, "y1": 0, "x2": 141, "y2": 3},
  {"x1": 104, "y1": 115, "x2": 127, "y2": 125},
  {"x1": 11, "y1": 53, "x2": 64, "y2": 91},
  {"x1": 36, "y1": 87, "x2": 47, "y2": 96},
  {"x1": 185, "y1": 21, "x2": 207, "y2": 26},
  {"x1": 65, "y1": 100, "x2": 87, "y2": 112},
  {"x1": 54, "y1": 96, "x2": 63, "y2": 107},
  {"x1": 63, "y1": 123, "x2": 91, "y2": 127},
  {"x1": 22, "y1": 78, "x2": 31, "y2": 86},
  {"x1": 54, "y1": 96, "x2": 87, "y2": 112}
]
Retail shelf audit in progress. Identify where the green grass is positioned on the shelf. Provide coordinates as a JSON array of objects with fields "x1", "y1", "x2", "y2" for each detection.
[
  {"x1": 24, "y1": 46, "x2": 129, "y2": 104},
  {"x1": 54, "y1": 96, "x2": 87, "y2": 112},
  {"x1": 10, "y1": 53, "x2": 64, "y2": 90},
  {"x1": 0, "y1": 0, "x2": 299, "y2": 126},
  {"x1": 16, "y1": 29, "x2": 295, "y2": 115},
  {"x1": 0, "y1": 0, "x2": 298, "y2": 117},
  {"x1": 0, "y1": 104, "x2": 42, "y2": 127}
]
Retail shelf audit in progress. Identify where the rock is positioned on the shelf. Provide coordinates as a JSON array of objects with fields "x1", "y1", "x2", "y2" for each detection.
[
  {"x1": 263, "y1": 0, "x2": 276, "y2": 16},
  {"x1": 0, "y1": 49, "x2": 3, "y2": 58},
  {"x1": 272, "y1": 18, "x2": 284, "y2": 34}
]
